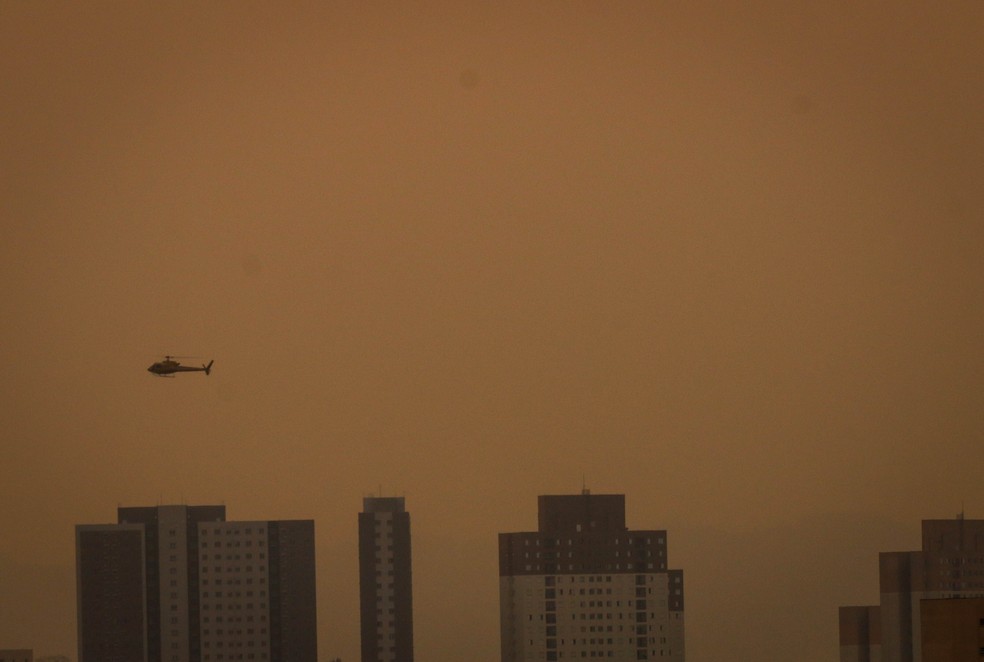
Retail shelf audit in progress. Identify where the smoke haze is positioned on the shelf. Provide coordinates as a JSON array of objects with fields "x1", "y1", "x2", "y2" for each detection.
[{"x1": 2, "y1": 2, "x2": 983, "y2": 659}]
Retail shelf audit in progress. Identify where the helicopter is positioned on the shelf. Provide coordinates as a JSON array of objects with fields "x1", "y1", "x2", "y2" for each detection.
[{"x1": 147, "y1": 356, "x2": 214, "y2": 377}]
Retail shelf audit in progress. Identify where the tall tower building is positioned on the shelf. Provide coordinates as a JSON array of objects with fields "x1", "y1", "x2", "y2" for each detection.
[
  {"x1": 358, "y1": 497, "x2": 414, "y2": 662},
  {"x1": 76, "y1": 504, "x2": 317, "y2": 662},
  {"x1": 839, "y1": 517, "x2": 984, "y2": 662},
  {"x1": 499, "y1": 492, "x2": 685, "y2": 662}
]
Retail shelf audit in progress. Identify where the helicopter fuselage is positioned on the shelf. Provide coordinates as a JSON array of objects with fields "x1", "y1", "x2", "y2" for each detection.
[{"x1": 147, "y1": 359, "x2": 214, "y2": 376}]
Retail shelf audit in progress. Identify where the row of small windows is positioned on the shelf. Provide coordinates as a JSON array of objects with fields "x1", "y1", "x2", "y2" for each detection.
[
  {"x1": 201, "y1": 627, "x2": 267, "y2": 636},
  {"x1": 534, "y1": 615, "x2": 643, "y2": 625},
  {"x1": 545, "y1": 576, "x2": 664, "y2": 586},
  {"x1": 573, "y1": 597, "x2": 653, "y2": 608},
  {"x1": 530, "y1": 612, "x2": 676, "y2": 625},
  {"x1": 541, "y1": 611, "x2": 661, "y2": 621},
  {"x1": 526, "y1": 564, "x2": 663, "y2": 572},
  {"x1": 547, "y1": 587, "x2": 656, "y2": 599},
  {"x1": 202, "y1": 590, "x2": 267, "y2": 598},
  {"x1": 524, "y1": 537, "x2": 665, "y2": 546},
  {"x1": 202, "y1": 528, "x2": 265, "y2": 536},
  {"x1": 526, "y1": 550, "x2": 662, "y2": 559},
  {"x1": 530, "y1": 640, "x2": 673, "y2": 662},
  {"x1": 202, "y1": 601, "x2": 267, "y2": 609},
  {"x1": 568, "y1": 624, "x2": 666, "y2": 634},
  {"x1": 202, "y1": 578, "x2": 267, "y2": 587},
  {"x1": 938, "y1": 569, "x2": 984, "y2": 578},
  {"x1": 568, "y1": 588, "x2": 613, "y2": 596},
  {"x1": 203, "y1": 553, "x2": 266, "y2": 561},
  {"x1": 202, "y1": 628, "x2": 266, "y2": 648},
  {"x1": 531, "y1": 621, "x2": 638, "y2": 633},
  {"x1": 543, "y1": 650, "x2": 671, "y2": 659},
  {"x1": 203, "y1": 615, "x2": 267, "y2": 624},
  {"x1": 537, "y1": 639, "x2": 673, "y2": 652}
]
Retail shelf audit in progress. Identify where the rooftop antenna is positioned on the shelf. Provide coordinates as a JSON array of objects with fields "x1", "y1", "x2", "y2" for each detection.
[{"x1": 581, "y1": 474, "x2": 589, "y2": 496}]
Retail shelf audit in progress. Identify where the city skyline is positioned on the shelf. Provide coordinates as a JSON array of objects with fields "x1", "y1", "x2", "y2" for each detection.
[
  {"x1": 5, "y1": 494, "x2": 984, "y2": 659},
  {"x1": 75, "y1": 504, "x2": 317, "y2": 662},
  {"x1": 840, "y1": 517, "x2": 984, "y2": 662},
  {"x1": 3, "y1": 2, "x2": 984, "y2": 661}
]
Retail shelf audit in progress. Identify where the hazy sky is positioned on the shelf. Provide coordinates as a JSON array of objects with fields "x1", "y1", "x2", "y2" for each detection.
[{"x1": 2, "y1": 2, "x2": 983, "y2": 660}]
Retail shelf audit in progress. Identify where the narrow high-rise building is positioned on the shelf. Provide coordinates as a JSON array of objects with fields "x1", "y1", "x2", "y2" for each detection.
[
  {"x1": 839, "y1": 516, "x2": 984, "y2": 662},
  {"x1": 75, "y1": 504, "x2": 317, "y2": 662},
  {"x1": 499, "y1": 492, "x2": 685, "y2": 662},
  {"x1": 358, "y1": 497, "x2": 414, "y2": 662}
]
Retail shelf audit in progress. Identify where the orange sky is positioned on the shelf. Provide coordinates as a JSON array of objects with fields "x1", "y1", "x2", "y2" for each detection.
[{"x1": 2, "y1": 2, "x2": 983, "y2": 659}]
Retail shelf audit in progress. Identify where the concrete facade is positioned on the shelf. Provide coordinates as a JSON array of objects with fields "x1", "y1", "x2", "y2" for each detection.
[
  {"x1": 839, "y1": 518, "x2": 984, "y2": 662},
  {"x1": 76, "y1": 505, "x2": 317, "y2": 662},
  {"x1": 839, "y1": 605, "x2": 882, "y2": 662},
  {"x1": 0, "y1": 651, "x2": 33, "y2": 662},
  {"x1": 358, "y1": 497, "x2": 414, "y2": 662},
  {"x1": 920, "y1": 597, "x2": 984, "y2": 662},
  {"x1": 499, "y1": 492, "x2": 684, "y2": 662},
  {"x1": 76, "y1": 523, "x2": 148, "y2": 661}
]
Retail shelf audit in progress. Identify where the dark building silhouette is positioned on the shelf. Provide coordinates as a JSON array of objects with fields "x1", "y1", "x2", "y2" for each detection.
[
  {"x1": 76, "y1": 523, "x2": 149, "y2": 661},
  {"x1": 839, "y1": 605, "x2": 881, "y2": 662},
  {"x1": 840, "y1": 517, "x2": 984, "y2": 662},
  {"x1": 76, "y1": 504, "x2": 316, "y2": 662},
  {"x1": 358, "y1": 497, "x2": 414, "y2": 662},
  {"x1": 499, "y1": 492, "x2": 685, "y2": 661}
]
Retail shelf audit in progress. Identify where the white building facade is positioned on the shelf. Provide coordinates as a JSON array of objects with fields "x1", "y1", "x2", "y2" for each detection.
[
  {"x1": 499, "y1": 493, "x2": 684, "y2": 662},
  {"x1": 76, "y1": 504, "x2": 317, "y2": 662}
]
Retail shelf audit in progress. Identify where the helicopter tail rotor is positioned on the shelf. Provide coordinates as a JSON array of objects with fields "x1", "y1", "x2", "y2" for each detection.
[{"x1": 204, "y1": 360, "x2": 214, "y2": 376}]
